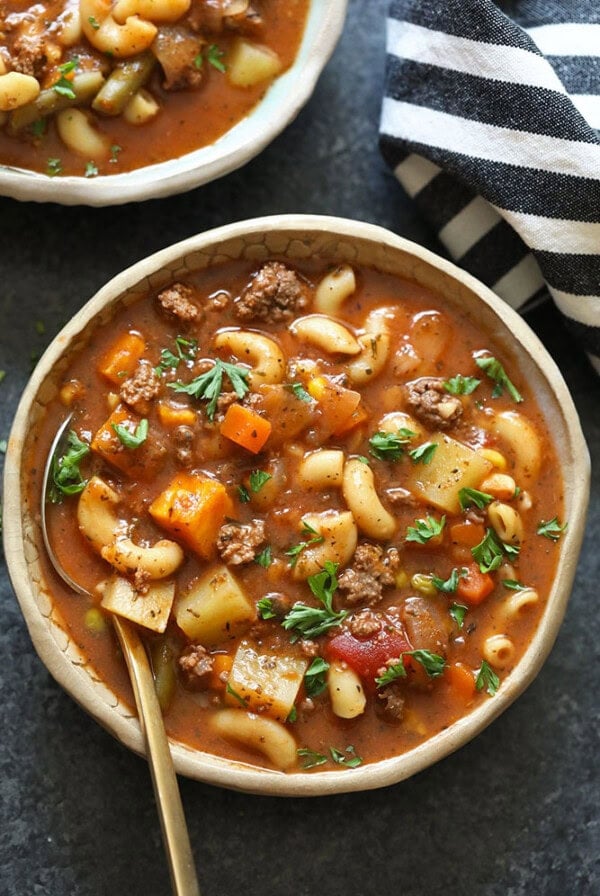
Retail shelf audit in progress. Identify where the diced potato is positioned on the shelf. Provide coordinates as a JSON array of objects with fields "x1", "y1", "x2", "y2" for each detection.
[
  {"x1": 407, "y1": 434, "x2": 493, "y2": 513},
  {"x1": 226, "y1": 640, "x2": 308, "y2": 721},
  {"x1": 101, "y1": 574, "x2": 175, "y2": 633},
  {"x1": 174, "y1": 565, "x2": 256, "y2": 646},
  {"x1": 227, "y1": 38, "x2": 282, "y2": 88},
  {"x1": 91, "y1": 405, "x2": 165, "y2": 480},
  {"x1": 149, "y1": 472, "x2": 234, "y2": 559}
]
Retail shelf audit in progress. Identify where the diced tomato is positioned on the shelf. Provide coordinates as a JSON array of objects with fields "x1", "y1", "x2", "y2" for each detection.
[
  {"x1": 456, "y1": 562, "x2": 495, "y2": 605},
  {"x1": 326, "y1": 625, "x2": 412, "y2": 689}
]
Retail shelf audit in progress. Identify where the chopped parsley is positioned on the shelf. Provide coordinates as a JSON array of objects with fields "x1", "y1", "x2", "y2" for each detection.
[
  {"x1": 47, "y1": 157, "x2": 63, "y2": 177},
  {"x1": 112, "y1": 418, "x2": 148, "y2": 449},
  {"x1": 369, "y1": 428, "x2": 415, "y2": 461},
  {"x1": 155, "y1": 336, "x2": 198, "y2": 373},
  {"x1": 458, "y1": 487, "x2": 494, "y2": 511},
  {"x1": 168, "y1": 359, "x2": 249, "y2": 421},
  {"x1": 472, "y1": 527, "x2": 519, "y2": 573},
  {"x1": 375, "y1": 661, "x2": 407, "y2": 688},
  {"x1": 431, "y1": 567, "x2": 467, "y2": 593},
  {"x1": 52, "y1": 58, "x2": 79, "y2": 99},
  {"x1": 49, "y1": 430, "x2": 90, "y2": 502},
  {"x1": 406, "y1": 649, "x2": 446, "y2": 678},
  {"x1": 206, "y1": 43, "x2": 226, "y2": 72},
  {"x1": 475, "y1": 660, "x2": 500, "y2": 696},
  {"x1": 225, "y1": 682, "x2": 248, "y2": 707},
  {"x1": 304, "y1": 657, "x2": 330, "y2": 698},
  {"x1": 476, "y1": 355, "x2": 523, "y2": 403},
  {"x1": 285, "y1": 521, "x2": 325, "y2": 568},
  {"x1": 254, "y1": 545, "x2": 272, "y2": 568},
  {"x1": 84, "y1": 161, "x2": 98, "y2": 178},
  {"x1": 330, "y1": 746, "x2": 362, "y2": 768},
  {"x1": 249, "y1": 469, "x2": 271, "y2": 493},
  {"x1": 449, "y1": 602, "x2": 468, "y2": 629},
  {"x1": 297, "y1": 747, "x2": 328, "y2": 769},
  {"x1": 237, "y1": 485, "x2": 251, "y2": 503},
  {"x1": 443, "y1": 374, "x2": 481, "y2": 395},
  {"x1": 109, "y1": 144, "x2": 122, "y2": 164},
  {"x1": 286, "y1": 382, "x2": 313, "y2": 402},
  {"x1": 88, "y1": 14, "x2": 100, "y2": 28},
  {"x1": 281, "y1": 561, "x2": 347, "y2": 641},
  {"x1": 537, "y1": 517, "x2": 567, "y2": 542},
  {"x1": 406, "y1": 514, "x2": 446, "y2": 545},
  {"x1": 409, "y1": 441, "x2": 437, "y2": 465},
  {"x1": 502, "y1": 579, "x2": 527, "y2": 591},
  {"x1": 257, "y1": 597, "x2": 276, "y2": 620}
]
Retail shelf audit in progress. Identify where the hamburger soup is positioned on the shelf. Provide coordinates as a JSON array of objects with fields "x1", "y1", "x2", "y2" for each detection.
[{"x1": 26, "y1": 257, "x2": 566, "y2": 773}]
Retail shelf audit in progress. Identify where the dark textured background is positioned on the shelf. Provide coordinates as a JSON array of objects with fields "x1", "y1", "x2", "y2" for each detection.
[{"x1": 1, "y1": 2, "x2": 598, "y2": 894}]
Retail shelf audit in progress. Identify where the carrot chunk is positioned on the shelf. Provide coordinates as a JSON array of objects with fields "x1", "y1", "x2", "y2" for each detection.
[
  {"x1": 149, "y1": 472, "x2": 234, "y2": 559},
  {"x1": 449, "y1": 521, "x2": 485, "y2": 547},
  {"x1": 220, "y1": 403, "x2": 271, "y2": 454},
  {"x1": 157, "y1": 402, "x2": 196, "y2": 428},
  {"x1": 209, "y1": 654, "x2": 234, "y2": 691},
  {"x1": 456, "y1": 562, "x2": 495, "y2": 605},
  {"x1": 446, "y1": 662, "x2": 476, "y2": 703},
  {"x1": 98, "y1": 332, "x2": 145, "y2": 385}
]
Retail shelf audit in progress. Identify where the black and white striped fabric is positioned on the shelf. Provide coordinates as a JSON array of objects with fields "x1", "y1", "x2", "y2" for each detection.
[{"x1": 379, "y1": 0, "x2": 600, "y2": 372}]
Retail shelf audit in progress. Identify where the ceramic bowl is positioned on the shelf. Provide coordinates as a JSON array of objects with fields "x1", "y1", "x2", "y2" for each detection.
[
  {"x1": 3, "y1": 215, "x2": 590, "y2": 796},
  {"x1": 0, "y1": 2, "x2": 347, "y2": 206}
]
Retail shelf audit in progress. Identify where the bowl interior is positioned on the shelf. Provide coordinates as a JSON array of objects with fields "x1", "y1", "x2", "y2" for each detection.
[
  {"x1": 0, "y1": 1, "x2": 348, "y2": 206},
  {"x1": 4, "y1": 215, "x2": 590, "y2": 796}
]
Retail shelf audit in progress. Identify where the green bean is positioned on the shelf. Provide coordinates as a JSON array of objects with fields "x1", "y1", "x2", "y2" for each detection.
[
  {"x1": 92, "y1": 52, "x2": 156, "y2": 117},
  {"x1": 7, "y1": 70, "x2": 105, "y2": 135}
]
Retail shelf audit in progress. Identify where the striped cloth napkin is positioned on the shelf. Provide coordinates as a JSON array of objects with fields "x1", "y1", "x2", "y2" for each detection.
[{"x1": 379, "y1": 0, "x2": 600, "y2": 372}]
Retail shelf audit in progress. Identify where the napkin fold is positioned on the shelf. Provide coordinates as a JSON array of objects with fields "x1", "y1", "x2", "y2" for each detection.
[{"x1": 379, "y1": 0, "x2": 600, "y2": 372}]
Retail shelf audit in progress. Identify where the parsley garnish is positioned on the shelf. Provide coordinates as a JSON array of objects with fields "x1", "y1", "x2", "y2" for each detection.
[
  {"x1": 476, "y1": 356, "x2": 523, "y2": 402},
  {"x1": 287, "y1": 382, "x2": 312, "y2": 402},
  {"x1": 475, "y1": 660, "x2": 500, "y2": 696},
  {"x1": 226, "y1": 682, "x2": 248, "y2": 707},
  {"x1": 31, "y1": 119, "x2": 46, "y2": 138},
  {"x1": 282, "y1": 561, "x2": 347, "y2": 641},
  {"x1": 443, "y1": 374, "x2": 481, "y2": 395},
  {"x1": 285, "y1": 521, "x2": 325, "y2": 568},
  {"x1": 369, "y1": 428, "x2": 415, "y2": 461},
  {"x1": 109, "y1": 144, "x2": 122, "y2": 164},
  {"x1": 249, "y1": 470, "x2": 271, "y2": 493},
  {"x1": 287, "y1": 706, "x2": 297, "y2": 723},
  {"x1": 47, "y1": 157, "x2": 63, "y2": 177},
  {"x1": 431, "y1": 567, "x2": 467, "y2": 593},
  {"x1": 330, "y1": 746, "x2": 362, "y2": 768},
  {"x1": 168, "y1": 359, "x2": 249, "y2": 421},
  {"x1": 49, "y1": 430, "x2": 90, "y2": 502},
  {"x1": 257, "y1": 597, "x2": 276, "y2": 619},
  {"x1": 206, "y1": 43, "x2": 226, "y2": 72},
  {"x1": 458, "y1": 487, "x2": 493, "y2": 511},
  {"x1": 406, "y1": 514, "x2": 446, "y2": 545},
  {"x1": 537, "y1": 517, "x2": 567, "y2": 542},
  {"x1": 304, "y1": 657, "x2": 330, "y2": 698},
  {"x1": 406, "y1": 649, "x2": 446, "y2": 678},
  {"x1": 449, "y1": 603, "x2": 468, "y2": 629},
  {"x1": 238, "y1": 485, "x2": 251, "y2": 503},
  {"x1": 254, "y1": 545, "x2": 272, "y2": 568},
  {"x1": 52, "y1": 58, "x2": 79, "y2": 99},
  {"x1": 88, "y1": 14, "x2": 100, "y2": 28},
  {"x1": 297, "y1": 747, "x2": 328, "y2": 769},
  {"x1": 112, "y1": 418, "x2": 148, "y2": 449},
  {"x1": 472, "y1": 527, "x2": 519, "y2": 573},
  {"x1": 375, "y1": 661, "x2": 407, "y2": 688},
  {"x1": 155, "y1": 336, "x2": 198, "y2": 373},
  {"x1": 84, "y1": 161, "x2": 98, "y2": 178},
  {"x1": 503, "y1": 579, "x2": 526, "y2": 591},
  {"x1": 409, "y1": 441, "x2": 437, "y2": 465}
]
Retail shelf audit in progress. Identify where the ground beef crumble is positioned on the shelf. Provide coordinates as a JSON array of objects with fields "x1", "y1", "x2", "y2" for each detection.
[
  {"x1": 157, "y1": 282, "x2": 199, "y2": 322},
  {"x1": 347, "y1": 608, "x2": 383, "y2": 639},
  {"x1": 217, "y1": 519, "x2": 266, "y2": 565},
  {"x1": 338, "y1": 543, "x2": 401, "y2": 607},
  {"x1": 377, "y1": 682, "x2": 405, "y2": 720},
  {"x1": 405, "y1": 377, "x2": 463, "y2": 430},
  {"x1": 234, "y1": 262, "x2": 308, "y2": 322},
  {"x1": 120, "y1": 361, "x2": 161, "y2": 414},
  {"x1": 178, "y1": 644, "x2": 214, "y2": 689}
]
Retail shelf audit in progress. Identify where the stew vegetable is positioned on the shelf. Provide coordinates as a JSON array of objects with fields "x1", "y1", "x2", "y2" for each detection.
[{"x1": 28, "y1": 256, "x2": 566, "y2": 772}]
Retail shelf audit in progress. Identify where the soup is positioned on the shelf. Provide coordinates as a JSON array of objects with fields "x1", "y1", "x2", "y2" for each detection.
[
  {"x1": 25, "y1": 256, "x2": 566, "y2": 773},
  {"x1": 0, "y1": 0, "x2": 308, "y2": 176}
]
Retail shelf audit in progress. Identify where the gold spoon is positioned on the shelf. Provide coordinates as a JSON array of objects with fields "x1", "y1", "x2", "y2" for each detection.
[{"x1": 42, "y1": 415, "x2": 201, "y2": 896}]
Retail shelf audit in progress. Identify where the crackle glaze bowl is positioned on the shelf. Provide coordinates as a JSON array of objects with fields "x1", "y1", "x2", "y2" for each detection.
[
  {"x1": 3, "y1": 215, "x2": 590, "y2": 796},
  {"x1": 0, "y1": 1, "x2": 347, "y2": 206}
]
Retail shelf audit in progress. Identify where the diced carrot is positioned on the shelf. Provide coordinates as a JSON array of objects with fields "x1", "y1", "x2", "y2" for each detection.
[
  {"x1": 98, "y1": 332, "x2": 145, "y2": 385},
  {"x1": 220, "y1": 403, "x2": 271, "y2": 454},
  {"x1": 446, "y1": 662, "x2": 476, "y2": 703},
  {"x1": 209, "y1": 654, "x2": 233, "y2": 691},
  {"x1": 157, "y1": 402, "x2": 196, "y2": 428},
  {"x1": 91, "y1": 405, "x2": 162, "y2": 480},
  {"x1": 456, "y1": 562, "x2": 495, "y2": 605},
  {"x1": 449, "y1": 520, "x2": 485, "y2": 548},
  {"x1": 149, "y1": 472, "x2": 234, "y2": 558}
]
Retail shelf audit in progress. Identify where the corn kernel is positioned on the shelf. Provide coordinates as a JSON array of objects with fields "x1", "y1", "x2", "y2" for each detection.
[
  {"x1": 479, "y1": 448, "x2": 507, "y2": 470},
  {"x1": 84, "y1": 607, "x2": 107, "y2": 634},
  {"x1": 411, "y1": 573, "x2": 437, "y2": 597}
]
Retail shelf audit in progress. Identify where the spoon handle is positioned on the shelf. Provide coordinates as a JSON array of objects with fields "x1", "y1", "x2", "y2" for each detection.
[{"x1": 113, "y1": 616, "x2": 201, "y2": 896}]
